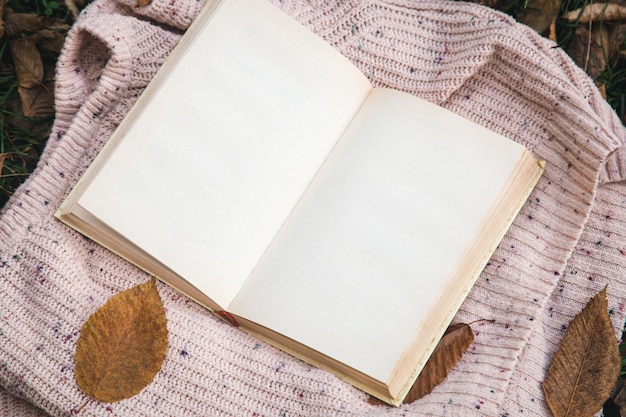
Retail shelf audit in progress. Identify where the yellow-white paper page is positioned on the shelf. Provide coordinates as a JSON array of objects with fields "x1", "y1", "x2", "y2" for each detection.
[
  {"x1": 230, "y1": 88, "x2": 527, "y2": 382},
  {"x1": 77, "y1": 0, "x2": 372, "y2": 308}
]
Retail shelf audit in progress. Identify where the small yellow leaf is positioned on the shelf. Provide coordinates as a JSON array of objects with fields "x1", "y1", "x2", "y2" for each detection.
[
  {"x1": 542, "y1": 287, "x2": 620, "y2": 417},
  {"x1": 75, "y1": 278, "x2": 168, "y2": 403}
]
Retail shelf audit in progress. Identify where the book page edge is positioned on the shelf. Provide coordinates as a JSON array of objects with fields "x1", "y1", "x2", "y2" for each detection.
[
  {"x1": 386, "y1": 150, "x2": 545, "y2": 400},
  {"x1": 55, "y1": 0, "x2": 227, "y2": 218},
  {"x1": 55, "y1": 204, "x2": 225, "y2": 312}
]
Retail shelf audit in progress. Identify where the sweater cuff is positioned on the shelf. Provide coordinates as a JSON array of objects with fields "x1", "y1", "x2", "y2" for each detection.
[{"x1": 113, "y1": 0, "x2": 207, "y2": 30}]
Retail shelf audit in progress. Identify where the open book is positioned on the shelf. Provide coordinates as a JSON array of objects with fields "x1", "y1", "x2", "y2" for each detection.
[{"x1": 56, "y1": 0, "x2": 544, "y2": 406}]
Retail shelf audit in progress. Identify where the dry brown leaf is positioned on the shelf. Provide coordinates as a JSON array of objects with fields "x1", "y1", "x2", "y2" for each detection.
[
  {"x1": 368, "y1": 322, "x2": 475, "y2": 406},
  {"x1": 542, "y1": 287, "x2": 620, "y2": 417},
  {"x1": 43, "y1": 20, "x2": 71, "y2": 33},
  {"x1": 516, "y1": 0, "x2": 561, "y2": 34},
  {"x1": 30, "y1": 29, "x2": 66, "y2": 54},
  {"x1": 0, "y1": 153, "x2": 7, "y2": 175},
  {"x1": 548, "y1": 18, "x2": 558, "y2": 42},
  {"x1": 10, "y1": 38, "x2": 43, "y2": 88},
  {"x1": 75, "y1": 278, "x2": 168, "y2": 404},
  {"x1": 136, "y1": 0, "x2": 152, "y2": 6},
  {"x1": 4, "y1": 10, "x2": 48, "y2": 37},
  {"x1": 563, "y1": 3, "x2": 626, "y2": 23},
  {"x1": 0, "y1": 0, "x2": 6, "y2": 40},
  {"x1": 64, "y1": 0, "x2": 80, "y2": 19},
  {"x1": 597, "y1": 82, "x2": 607, "y2": 99},
  {"x1": 404, "y1": 323, "x2": 474, "y2": 403},
  {"x1": 565, "y1": 23, "x2": 620, "y2": 81},
  {"x1": 4, "y1": 95, "x2": 49, "y2": 145},
  {"x1": 18, "y1": 84, "x2": 53, "y2": 118},
  {"x1": 18, "y1": 60, "x2": 55, "y2": 118},
  {"x1": 610, "y1": 377, "x2": 626, "y2": 415}
]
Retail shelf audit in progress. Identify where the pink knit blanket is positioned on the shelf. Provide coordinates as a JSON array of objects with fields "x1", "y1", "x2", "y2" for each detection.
[{"x1": 1, "y1": 0, "x2": 625, "y2": 415}]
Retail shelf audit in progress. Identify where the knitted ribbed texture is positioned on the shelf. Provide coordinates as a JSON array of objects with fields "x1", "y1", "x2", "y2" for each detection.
[{"x1": 0, "y1": 0, "x2": 624, "y2": 416}]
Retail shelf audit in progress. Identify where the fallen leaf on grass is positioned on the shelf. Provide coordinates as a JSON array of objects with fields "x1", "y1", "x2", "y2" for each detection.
[
  {"x1": 75, "y1": 278, "x2": 168, "y2": 404},
  {"x1": 597, "y1": 82, "x2": 607, "y2": 99},
  {"x1": 563, "y1": 3, "x2": 626, "y2": 23},
  {"x1": 64, "y1": 0, "x2": 79, "y2": 19},
  {"x1": 369, "y1": 322, "x2": 474, "y2": 405},
  {"x1": 0, "y1": 154, "x2": 7, "y2": 175},
  {"x1": 0, "y1": 0, "x2": 6, "y2": 39},
  {"x1": 18, "y1": 61, "x2": 55, "y2": 118},
  {"x1": 4, "y1": 10, "x2": 50, "y2": 37},
  {"x1": 542, "y1": 287, "x2": 620, "y2": 417},
  {"x1": 9, "y1": 37, "x2": 43, "y2": 89},
  {"x1": 548, "y1": 18, "x2": 558, "y2": 42},
  {"x1": 565, "y1": 23, "x2": 622, "y2": 81},
  {"x1": 29, "y1": 29, "x2": 67, "y2": 54},
  {"x1": 516, "y1": 0, "x2": 561, "y2": 34}
]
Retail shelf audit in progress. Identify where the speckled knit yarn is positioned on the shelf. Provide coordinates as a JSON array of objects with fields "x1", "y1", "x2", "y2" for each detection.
[{"x1": 1, "y1": 0, "x2": 625, "y2": 415}]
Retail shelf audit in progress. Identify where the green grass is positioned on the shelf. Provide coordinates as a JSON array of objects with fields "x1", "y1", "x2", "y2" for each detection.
[
  {"x1": 0, "y1": 59, "x2": 52, "y2": 208},
  {"x1": 7, "y1": 0, "x2": 69, "y2": 17},
  {"x1": 598, "y1": 57, "x2": 626, "y2": 119},
  {"x1": 556, "y1": 0, "x2": 626, "y2": 121}
]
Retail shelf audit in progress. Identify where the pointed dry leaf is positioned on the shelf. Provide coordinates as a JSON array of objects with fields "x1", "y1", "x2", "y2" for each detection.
[
  {"x1": 368, "y1": 323, "x2": 475, "y2": 405},
  {"x1": 30, "y1": 30, "x2": 66, "y2": 54},
  {"x1": 18, "y1": 61, "x2": 55, "y2": 118},
  {"x1": 563, "y1": 3, "x2": 626, "y2": 23},
  {"x1": 565, "y1": 23, "x2": 620, "y2": 81},
  {"x1": 64, "y1": 0, "x2": 80, "y2": 19},
  {"x1": 548, "y1": 18, "x2": 558, "y2": 42},
  {"x1": 4, "y1": 11, "x2": 48, "y2": 37},
  {"x1": 10, "y1": 38, "x2": 43, "y2": 88},
  {"x1": 404, "y1": 323, "x2": 474, "y2": 403},
  {"x1": 542, "y1": 287, "x2": 620, "y2": 417},
  {"x1": 0, "y1": 0, "x2": 6, "y2": 39},
  {"x1": 75, "y1": 278, "x2": 168, "y2": 403},
  {"x1": 19, "y1": 85, "x2": 53, "y2": 118},
  {"x1": 43, "y1": 20, "x2": 71, "y2": 32},
  {"x1": 610, "y1": 377, "x2": 626, "y2": 415},
  {"x1": 597, "y1": 82, "x2": 607, "y2": 99},
  {"x1": 516, "y1": 0, "x2": 561, "y2": 34},
  {"x1": 136, "y1": 0, "x2": 152, "y2": 6},
  {"x1": 0, "y1": 153, "x2": 7, "y2": 175}
]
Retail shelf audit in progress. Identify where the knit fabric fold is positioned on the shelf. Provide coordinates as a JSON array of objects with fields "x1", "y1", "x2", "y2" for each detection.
[{"x1": 0, "y1": 0, "x2": 625, "y2": 416}]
